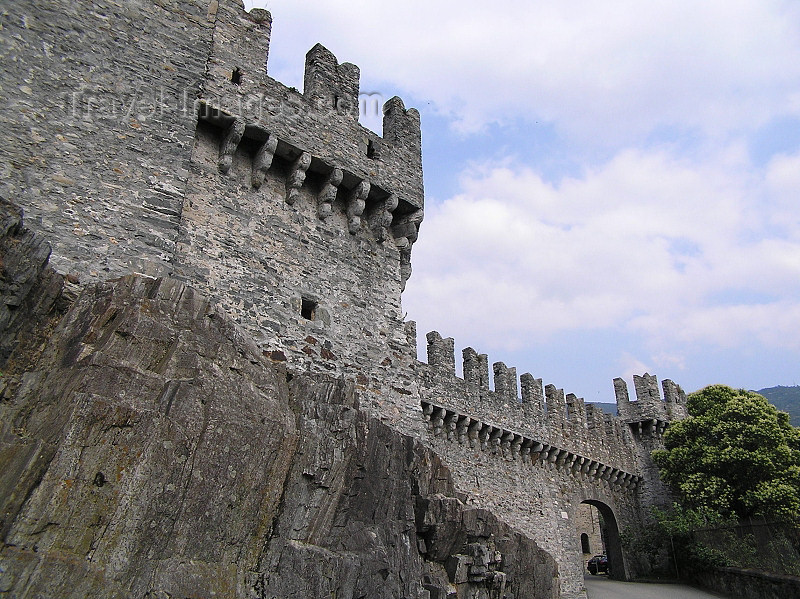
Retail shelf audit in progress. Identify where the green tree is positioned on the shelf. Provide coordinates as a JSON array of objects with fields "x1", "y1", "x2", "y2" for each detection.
[{"x1": 652, "y1": 385, "x2": 800, "y2": 521}]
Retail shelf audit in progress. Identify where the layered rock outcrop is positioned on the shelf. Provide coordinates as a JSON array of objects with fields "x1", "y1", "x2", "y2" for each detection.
[{"x1": 0, "y1": 203, "x2": 556, "y2": 598}]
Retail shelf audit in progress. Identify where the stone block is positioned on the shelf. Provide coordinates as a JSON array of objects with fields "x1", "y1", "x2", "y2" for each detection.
[{"x1": 445, "y1": 554, "x2": 471, "y2": 584}]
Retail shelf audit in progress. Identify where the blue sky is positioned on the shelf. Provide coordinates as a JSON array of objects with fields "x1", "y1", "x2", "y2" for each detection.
[{"x1": 246, "y1": 0, "x2": 800, "y2": 402}]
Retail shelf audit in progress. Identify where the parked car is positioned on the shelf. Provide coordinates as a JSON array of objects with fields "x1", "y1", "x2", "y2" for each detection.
[{"x1": 587, "y1": 554, "x2": 608, "y2": 575}]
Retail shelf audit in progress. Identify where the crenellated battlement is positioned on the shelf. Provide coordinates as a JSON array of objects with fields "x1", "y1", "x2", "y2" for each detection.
[
  {"x1": 615, "y1": 373, "x2": 688, "y2": 436},
  {"x1": 419, "y1": 330, "x2": 688, "y2": 477},
  {"x1": 201, "y1": 2, "x2": 423, "y2": 200},
  {"x1": 304, "y1": 44, "x2": 360, "y2": 120},
  {"x1": 195, "y1": 2, "x2": 424, "y2": 290}
]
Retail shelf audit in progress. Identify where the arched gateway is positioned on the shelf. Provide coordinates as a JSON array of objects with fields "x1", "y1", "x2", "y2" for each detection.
[{"x1": 579, "y1": 500, "x2": 625, "y2": 580}]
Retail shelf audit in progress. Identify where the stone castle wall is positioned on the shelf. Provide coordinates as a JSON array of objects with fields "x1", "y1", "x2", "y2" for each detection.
[
  {"x1": 1, "y1": 0, "x2": 213, "y2": 280},
  {"x1": 419, "y1": 330, "x2": 687, "y2": 484},
  {"x1": 413, "y1": 330, "x2": 686, "y2": 596},
  {"x1": 172, "y1": 0, "x2": 426, "y2": 397}
]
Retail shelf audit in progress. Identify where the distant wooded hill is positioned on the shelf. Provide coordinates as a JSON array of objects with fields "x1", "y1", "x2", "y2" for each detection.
[
  {"x1": 588, "y1": 386, "x2": 800, "y2": 427},
  {"x1": 756, "y1": 386, "x2": 800, "y2": 427}
]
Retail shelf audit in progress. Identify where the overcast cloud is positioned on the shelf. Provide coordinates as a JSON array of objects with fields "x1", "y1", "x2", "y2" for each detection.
[{"x1": 248, "y1": 0, "x2": 800, "y2": 398}]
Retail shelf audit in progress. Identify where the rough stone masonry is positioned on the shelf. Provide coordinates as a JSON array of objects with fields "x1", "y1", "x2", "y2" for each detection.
[{"x1": 0, "y1": 1, "x2": 688, "y2": 598}]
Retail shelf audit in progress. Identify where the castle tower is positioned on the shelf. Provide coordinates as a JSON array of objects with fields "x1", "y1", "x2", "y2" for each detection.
[
  {"x1": 0, "y1": 0, "x2": 424, "y2": 382},
  {"x1": 614, "y1": 374, "x2": 688, "y2": 509},
  {"x1": 172, "y1": 2, "x2": 425, "y2": 378}
]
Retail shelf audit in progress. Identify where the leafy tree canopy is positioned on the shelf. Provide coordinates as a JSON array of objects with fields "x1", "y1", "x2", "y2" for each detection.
[{"x1": 652, "y1": 385, "x2": 800, "y2": 521}]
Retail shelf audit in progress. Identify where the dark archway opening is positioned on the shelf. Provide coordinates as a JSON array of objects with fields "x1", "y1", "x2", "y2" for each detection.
[{"x1": 580, "y1": 500, "x2": 627, "y2": 581}]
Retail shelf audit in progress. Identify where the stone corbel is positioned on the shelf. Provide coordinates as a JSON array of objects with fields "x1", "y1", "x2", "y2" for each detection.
[
  {"x1": 478, "y1": 424, "x2": 491, "y2": 451},
  {"x1": 520, "y1": 439, "x2": 534, "y2": 464},
  {"x1": 285, "y1": 151, "x2": 311, "y2": 206},
  {"x1": 536, "y1": 443, "x2": 548, "y2": 465},
  {"x1": 251, "y1": 135, "x2": 278, "y2": 188},
  {"x1": 456, "y1": 416, "x2": 469, "y2": 445},
  {"x1": 317, "y1": 167, "x2": 342, "y2": 220},
  {"x1": 372, "y1": 193, "x2": 398, "y2": 242},
  {"x1": 489, "y1": 428, "x2": 503, "y2": 455},
  {"x1": 218, "y1": 117, "x2": 246, "y2": 174},
  {"x1": 510, "y1": 435, "x2": 522, "y2": 459},
  {"x1": 392, "y1": 208, "x2": 424, "y2": 288},
  {"x1": 392, "y1": 208, "x2": 423, "y2": 247},
  {"x1": 610, "y1": 469, "x2": 622, "y2": 486},
  {"x1": 346, "y1": 180, "x2": 369, "y2": 234},
  {"x1": 432, "y1": 408, "x2": 447, "y2": 436},
  {"x1": 500, "y1": 432, "x2": 513, "y2": 459},
  {"x1": 468, "y1": 420, "x2": 481, "y2": 448},
  {"x1": 444, "y1": 411, "x2": 457, "y2": 441},
  {"x1": 555, "y1": 450, "x2": 569, "y2": 469},
  {"x1": 547, "y1": 447, "x2": 560, "y2": 470}
]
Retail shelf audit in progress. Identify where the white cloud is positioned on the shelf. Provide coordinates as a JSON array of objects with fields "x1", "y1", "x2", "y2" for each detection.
[
  {"x1": 764, "y1": 152, "x2": 800, "y2": 234},
  {"x1": 254, "y1": 0, "x2": 800, "y2": 142},
  {"x1": 617, "y1": 352, "x2": 656, "y2": 382},
  {"x1": 629, "y1": 302, "x2": 800, "y2": 352},
  {"x1": 403, "y1": 147, "x2": 800, "y2": 357}
]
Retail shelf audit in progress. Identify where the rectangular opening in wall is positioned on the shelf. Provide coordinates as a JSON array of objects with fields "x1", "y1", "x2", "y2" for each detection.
[{"x1": 301, "y1": 297, "x2": 317, "y2": 320}]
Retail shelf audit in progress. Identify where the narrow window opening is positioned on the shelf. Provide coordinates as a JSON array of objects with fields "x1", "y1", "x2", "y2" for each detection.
[
  {"x1": 581, "y1": 533, "x2": 591, "y2": 554},
  {"x1": 231, "y1": 67, "x2": 242, "y2": 85},
  {"x1": 366, "y1": 139, "x2": 376, "y2": 159},
  {"x1": 301, "y1": 297, "x2": 317, "y2": 321},
  {"x1": 333, "y1": 94, "x2": 339, "y2": 110}
]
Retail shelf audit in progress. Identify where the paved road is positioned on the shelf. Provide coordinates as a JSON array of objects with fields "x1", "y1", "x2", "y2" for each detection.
[{"x1": 584, "y1": 574, "x2": 731, "y2": 599}]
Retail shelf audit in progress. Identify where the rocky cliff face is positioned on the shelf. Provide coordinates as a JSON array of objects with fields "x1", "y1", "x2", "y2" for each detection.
[{"x1": 0, "y1": 202, "x2": 556, "y2": 599}]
